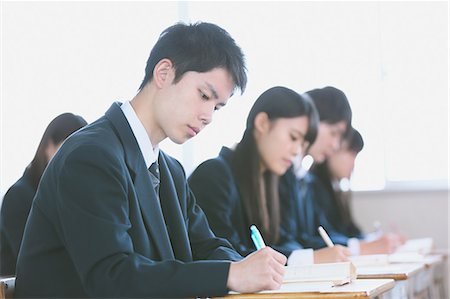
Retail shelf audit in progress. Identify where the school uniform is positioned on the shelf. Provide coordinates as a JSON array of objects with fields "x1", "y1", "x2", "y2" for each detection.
[
  {"x1": 279, "y1": 169, "x2": 351, "y2": 249},
  {"x1": 15, "y1": 102, "x2": 241, "y2": 298},
  {"x1": 189, "y1": 147, "x2": 306, "y2": 259},
  {"x1": 314, "y1": 181, "x2": 363, "y2": 239},
  {"x1": 0, "y1": 169, "x2": 36, "y2": 275}
]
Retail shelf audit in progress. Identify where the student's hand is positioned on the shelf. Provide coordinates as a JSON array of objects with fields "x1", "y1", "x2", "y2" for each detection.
[
  {"x1": 360, "y1": 233, "x2": 404, "y2": 254},
  {"x1": 227, "y1": 247, "x2": 287, "y2": 293},
  {"x1": 313, "y1": 245, "x2": 350, "y2": 263},
  {"x1": 396, "y1": 232, "x2": 408, "y2": 245}
]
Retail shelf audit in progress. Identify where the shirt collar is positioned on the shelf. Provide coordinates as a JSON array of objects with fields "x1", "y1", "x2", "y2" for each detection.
[{"x1": 121, "y1": 101, "x2": 159, "y2": 168}]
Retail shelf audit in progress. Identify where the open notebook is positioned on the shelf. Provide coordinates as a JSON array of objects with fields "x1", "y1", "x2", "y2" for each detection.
[
  {"x1": 395, "y1": 237, "x2": 434, "y2": 254},
  {"x1": 349, "y1": 237, "x2": 434, "y2": 267},
  {"x1": 284, "y1": 262, "x2": 356, "y2": 286}
]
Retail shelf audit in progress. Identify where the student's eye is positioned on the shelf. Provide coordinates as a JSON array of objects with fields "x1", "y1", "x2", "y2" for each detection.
[
  {"x1": 200, "y1": 91, "x2": 210, "y2": 101},
  {"x1": 331, "y1": 130, "x2": 339, "y2": 137},
  {"x1": 214, "y1": 104, "x2": 225, "y2": 111},
  {"x1": 290, "y1": 135, "x2": 298, "y2": 142}
]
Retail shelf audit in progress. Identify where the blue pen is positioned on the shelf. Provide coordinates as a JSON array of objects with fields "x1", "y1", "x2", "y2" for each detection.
[{"x1": 250, "y1": 225, "x2": 266, "y2": 250}]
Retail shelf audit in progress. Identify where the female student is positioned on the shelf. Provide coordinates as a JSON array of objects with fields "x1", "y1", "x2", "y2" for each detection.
[
  {"x1": 0, "y1": 112, "x2": 87, "y2": 275},
  {"x1": 312, "y1": 127, "x2": 364, "y2": 238},
  {"x1": 311, "y1": 128, "x2": 404, "y2": 253},
  {"x1": 189, "y1": 86, "x2": 349, "y2": 265},
  {"x1": 281, "y1": 86, "x2": 403, "y2": 255}
]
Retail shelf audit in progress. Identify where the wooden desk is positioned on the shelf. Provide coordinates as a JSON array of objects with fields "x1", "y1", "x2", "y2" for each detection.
[
  {"x1": 213, "y1": 279, "x2": 395, "y2": 299},
  {"x1": 356, "y1": 263, "x2": 426, "y2": 299},
  {"x1": 0, "y1": 276, "x2": 15, "y2": 299}
]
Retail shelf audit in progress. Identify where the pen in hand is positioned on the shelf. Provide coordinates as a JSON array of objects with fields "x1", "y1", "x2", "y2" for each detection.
[
  {"x1": 318, "y1": 226, "x2": 335, "y2": 248},
  {"x1": 250, "y1": 225, "x2": 266, "y2": 250}
]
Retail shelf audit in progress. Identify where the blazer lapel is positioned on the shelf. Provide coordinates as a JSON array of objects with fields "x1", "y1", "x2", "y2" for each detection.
[
  {"x1": 159, "y1": 154, "x2": 193, "y2": 262},
  {"x1": 133, "y1": 162, "x2": 175, "y2": 260},
  {"x1": 105, "y1": 102, "x2": 174, "y2": 260}
]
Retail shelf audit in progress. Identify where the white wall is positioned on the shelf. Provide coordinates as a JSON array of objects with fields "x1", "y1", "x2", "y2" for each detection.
[
  {"x1": 352, "y1": 189, "x2": 449, "y2": 250},
  {"x1": 352, "y1": 189, "x2": 450, "y2": 288}
]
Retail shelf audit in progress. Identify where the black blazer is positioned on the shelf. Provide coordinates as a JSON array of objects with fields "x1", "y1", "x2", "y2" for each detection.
[
  {"x1": 15, "y1": 103, "x2": 241, "y2": 298},
  {"x1": 0, "y1": 169, "x2": 36, "y2": 275},
  {"x1": 313, "y1": 181, "x2": 363, "y2": 239},
  {"x1": 279, "y1": 170, "x2": 351, "y2": 249},
  {"x1": 189, "y1": 147, "x2": 304, "y2": 258}
]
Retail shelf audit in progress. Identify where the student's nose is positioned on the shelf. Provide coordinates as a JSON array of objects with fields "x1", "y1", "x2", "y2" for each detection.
[
  {"x1": 293, "y1": 142, "x2": 303, "y2": 157},
  {"x1": 199, "y1": 105, "x2": 214, "y2": 127},
  {"x1": 331, "y1": 136, "x2": 341, "y2": 152}
]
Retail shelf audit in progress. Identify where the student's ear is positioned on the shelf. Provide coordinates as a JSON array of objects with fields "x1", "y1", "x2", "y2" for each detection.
[
  {"x1": 254, "y1": 112, "x2": 270, "y2": 135},
  {"x1": 153, "y1": 59, "x2": 174, "y2": 88}
]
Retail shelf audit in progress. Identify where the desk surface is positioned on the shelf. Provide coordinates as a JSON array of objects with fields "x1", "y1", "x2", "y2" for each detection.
[
  {"x1": 214, "y1": 279, "x2": 395, "y2": 299},
  {"x1": 422, "y1": 254, "x2": 446, "y2": 267},
  {"x1": 356, "y1": 262, "x2": 425, "y2": 280}
]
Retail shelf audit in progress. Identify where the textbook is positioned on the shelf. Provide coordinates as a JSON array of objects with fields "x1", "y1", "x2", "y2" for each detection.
[
  {"x1": 348, "y1": 238, "x2": 435, "y2": 267},
  {"x1": 395, "y1": 237, "x2": 434, "y2": 255},
  {"x1": 349, "y1": 252, "x2": 425, "y2": 267},
  {"x1": 283, "y1": 262, "x2": 356, "y2": 286},
  {"x1": 349, "y1": 254, "x2": 390, "y2": 267}
]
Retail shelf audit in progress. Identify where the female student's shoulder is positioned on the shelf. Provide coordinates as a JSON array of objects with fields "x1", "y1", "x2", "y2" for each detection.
[
  {"x1": 189, "y1": 147, "x2": 235, "y2": 185},
  {"x1": 189, "y1": 147, "x2": 240, "y2": 208},
  {"x1": 1, "y1": 171, "x2": 35, "y2": 221}
]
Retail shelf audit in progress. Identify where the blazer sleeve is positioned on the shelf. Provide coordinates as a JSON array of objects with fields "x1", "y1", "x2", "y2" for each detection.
[
  {"x1": 167, "y1": 157, "x2": 242, "y2": 262},
  {"x1": 274, "y1": 173, "x2": 305, "y2": 256},
  {"x1": 189, "y1": 158, "x2": 256, "y2": 257},
  {"x1": 186, "y1": 187, "x2": 243, "y2": 261},
  {"x1": 53, "y1": 144, "x2": 232, "y2": 298},
  {"x1": 0, "y1": 178, "x2": 34, "y2": 275},
  {"x1": 300, "y1": 179, "x2": 350, "y2": 249}
]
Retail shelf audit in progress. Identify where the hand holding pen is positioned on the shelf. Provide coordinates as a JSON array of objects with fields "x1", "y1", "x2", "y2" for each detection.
[
  {"x1": 226, "y1": 225, "x2": 287, "y2": 293},
  {"x1": 250, "y1": 225, "x2": 266, "y2": 250},
  {"x1": 314, "y1": 226, "x2": 349, "y2": 263},
  {"x1": 318, "y1": 226, "x2": 335, "y2": 248}
]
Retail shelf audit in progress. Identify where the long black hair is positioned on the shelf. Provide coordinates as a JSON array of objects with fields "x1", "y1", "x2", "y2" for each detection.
[
  {"x1": 311, "y1": 128, "x2": 364, "y2": 235},
  {"x1": 26, "y1": 113, "x2": 87, "y2": 190},
  {"x1": 231, "y1": 86, "x2": 318, "y2": 243}
]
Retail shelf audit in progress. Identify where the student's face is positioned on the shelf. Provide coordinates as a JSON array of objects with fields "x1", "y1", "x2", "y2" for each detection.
[
  {"x1": 328, "y1": 146, "x2": 357, "y2": 179},
  {"x1": 308, "y1": 121, "x2": 347, "y2": 163},
  {"x1": 256, "y1": 115, "x2": 310, "y2": 176},
  {"x1": 156, "y1": 67, "x2": 234, "y2": 144}
]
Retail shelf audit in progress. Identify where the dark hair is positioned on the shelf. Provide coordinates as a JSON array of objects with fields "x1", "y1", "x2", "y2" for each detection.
[
  {"x1": 232, "y1": 86, "x2": 319, "y2": 243},
  {"x1": 139, "y1": 22, "x2": 247, "y2": 94},
  {"x1": 311, "y1": 127, "x2": 364, "y2": 235},
  {"x1": 26, "y1": 113, "x2": 87, "y2": 189},
  {"x1": 345, "y1": 127, "x2": 364, "y2": 153},
  {"x1": 304, "y1": 86, "x2": 352, "y2": 136}
]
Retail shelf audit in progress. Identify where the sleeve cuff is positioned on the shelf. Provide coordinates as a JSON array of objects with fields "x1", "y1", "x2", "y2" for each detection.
[{"x1": 347, "y1": 238, "x2": 361, "y2": 256}]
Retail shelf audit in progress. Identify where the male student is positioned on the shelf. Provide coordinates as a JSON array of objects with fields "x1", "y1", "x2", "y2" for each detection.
[{"x1": 15, "y1": 22, "x2": 286, "y2": 298}]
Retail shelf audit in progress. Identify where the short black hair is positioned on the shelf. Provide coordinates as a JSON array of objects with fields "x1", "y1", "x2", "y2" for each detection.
[{"x1": 139, "y1": 22, "x2": 247, "y2": 94}]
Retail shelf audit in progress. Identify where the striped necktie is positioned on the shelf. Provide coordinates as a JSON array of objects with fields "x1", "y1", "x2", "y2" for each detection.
[{"x1": 148, "y1": 162, "x2": 160, "y2": 195}]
